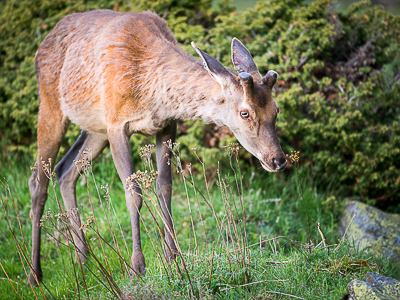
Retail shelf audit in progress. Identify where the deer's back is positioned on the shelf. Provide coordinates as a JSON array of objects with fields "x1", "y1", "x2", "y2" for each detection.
[{"x1": 36, "y1": 10, "x2": 179, "y2": 133}]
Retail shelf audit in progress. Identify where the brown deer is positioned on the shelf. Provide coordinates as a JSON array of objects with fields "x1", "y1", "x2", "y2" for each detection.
[{"x1": 28, "y1": 9, "x2": 287, "y2": 285}]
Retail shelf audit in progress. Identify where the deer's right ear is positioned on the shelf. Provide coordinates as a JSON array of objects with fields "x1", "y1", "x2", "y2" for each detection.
[{"x1": 191, "y1": 42, "x2": 233, "y2": 86}]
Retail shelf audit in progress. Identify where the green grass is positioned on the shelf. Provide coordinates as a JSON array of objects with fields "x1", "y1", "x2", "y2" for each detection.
[{"x1": 0, "y1": 146, "x2": 398, "y2": 299}]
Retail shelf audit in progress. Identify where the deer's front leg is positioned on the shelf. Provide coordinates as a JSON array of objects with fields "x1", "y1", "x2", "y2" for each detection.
[
  {"x1": 108, "y1": 126, "x2": 145, "y2": 276},
  {"x1": 156, "y1": 122, "x2": 178, "y2": 259}
]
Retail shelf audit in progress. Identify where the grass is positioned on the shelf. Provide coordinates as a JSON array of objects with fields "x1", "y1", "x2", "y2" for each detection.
[{"x1": 0, "y1": 144, "x2": 398, "y2": 299}]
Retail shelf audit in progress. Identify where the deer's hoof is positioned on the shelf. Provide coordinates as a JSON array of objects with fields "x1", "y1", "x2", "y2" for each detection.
[
  {"x1": 131, "y1": 252, "x2": 146, "y2": 276},
  {"x1": 28, "y1": 271, "x2": 42, "y2": 287},
  {"x1": 165, "y1": 247, "x2": 178, "y2": 261}
]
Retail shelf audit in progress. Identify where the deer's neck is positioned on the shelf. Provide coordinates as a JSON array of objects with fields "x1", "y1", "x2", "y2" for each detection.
[{"x1": 145, "y1": 50, "x2": 227, "y2": 126}]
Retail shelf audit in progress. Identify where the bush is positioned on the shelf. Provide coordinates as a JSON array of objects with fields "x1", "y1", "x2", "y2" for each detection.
[{"x1": 1, "y1": 0, "x2": 399, "y2": 209}]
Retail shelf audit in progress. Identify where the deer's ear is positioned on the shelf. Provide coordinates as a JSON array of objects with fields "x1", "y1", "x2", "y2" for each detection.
[
  {"x1": 191, "y1": 42, "x2": 233, "y2": 86},
  {"x1": 231, "y1": 38, "x2": 262, "y2": 82}
]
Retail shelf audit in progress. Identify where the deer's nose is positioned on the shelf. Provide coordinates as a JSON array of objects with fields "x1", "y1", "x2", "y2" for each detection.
[{"x1": 274, "y1": 157, "x2": 287, "y2": 171}]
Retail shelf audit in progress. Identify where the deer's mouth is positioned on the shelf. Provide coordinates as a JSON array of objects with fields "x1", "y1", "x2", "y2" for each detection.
[{"x1": 259, "y1": 159, "x2": 277, "y2": 173}]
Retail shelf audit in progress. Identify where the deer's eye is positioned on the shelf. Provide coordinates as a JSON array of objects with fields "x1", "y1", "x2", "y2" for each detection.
[{"x1": 240, "y1": 111, "x2": 249, "y2": 119}]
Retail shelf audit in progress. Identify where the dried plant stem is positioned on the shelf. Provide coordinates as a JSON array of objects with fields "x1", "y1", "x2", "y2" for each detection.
[
  {"x1": 235, "y1": 156, "x2": 250, "y2": 267},
  {"x1": 1, "y1": 180, "x2": 31, "y2": 263},
  {"x1": 145, "y1": 186, "x2": 181, "y2": 254},
  {"x1": 0, "y1": 261, "x2": 23, "y2": 300},
  {"x1": 208, "y1": 242, "x2": 215, "y2": 289},
  {"x1": 67, "y1": 237, "x2": 81, "y2": 300},
  {"x1": 219, "y1": 165, "x2": 246, "y2": 274},
  {"x1": 84, "y1": 263, "x2": 119, "y2": 298},
  {"x1": 87, "y1": 228, "x2": 152, "y2": 294},
  {"x1": 75, "y1": 247, "x2": 90, "y2": 300},
  {"x1": 90, "y1": 169, "x2": 124, "y2": 275},
  {"x1": 336, "y1": 212, "x2": 356, "y2": 251},
  {"x1": 140, "y1": 195, "x2": 185, "y2": 280},
  {"x1": 0, "y1": 182, "x2": 51, "y2": 299},
  {"x1": 79, "y1": 239, "x2": 121, "y2": 297},
  {"x1": 294, "y1": 165, "x2": 312, "y2": 246},
  {"x1": 109, "y1": 198, "x2": 130, "y2": 261},
  {"x1": 188, "y1": 167, "x2": 208, "y2": 263},
  {"x1": 84, "y1": 177, "x2": 111, "y2": 276},
  {"x1": 217, "y1": 170, "x2": 235, "y2": 248},
  {"x1": 181, "y1": 170, "x2": 198, "y2": 252},
  {"x1": 224, "y1": 176, "x2": 245, "y2": 259},
  {"x1": 131, "y1": 175, "x2": 195, "y2": 298},
  {"x1": 138, "y1": 209, "x2": 172, "y2": 278},
  {"x1": 170, "y1": 158, "x2": 225, "y2": 241}
]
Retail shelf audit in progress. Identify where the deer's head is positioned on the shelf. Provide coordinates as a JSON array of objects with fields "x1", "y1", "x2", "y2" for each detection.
[{"x1": 192, "y1": 39, "x2": 287, "y2": 172}]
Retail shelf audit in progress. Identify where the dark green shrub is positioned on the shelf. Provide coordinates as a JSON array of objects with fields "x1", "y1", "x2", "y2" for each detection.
[{"x1": 199, "y1": 0, "x2": 400, "y2": 209}]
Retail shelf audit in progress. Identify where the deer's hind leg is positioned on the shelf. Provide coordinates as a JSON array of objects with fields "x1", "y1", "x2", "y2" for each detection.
[
  {"x1": 55, "y1": 130, "x2": 108, "y2": 262},
  {"x1": 28, "y1": 95, "x2": 69, "y2": 286},
  {"x1": 156, "y1": 121, "x2": 178, "y2": 259}
]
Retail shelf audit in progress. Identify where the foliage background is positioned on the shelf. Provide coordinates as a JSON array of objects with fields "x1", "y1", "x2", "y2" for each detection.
[{"x1": 0, "y1": 0, "x2": 399, "y2": 210}]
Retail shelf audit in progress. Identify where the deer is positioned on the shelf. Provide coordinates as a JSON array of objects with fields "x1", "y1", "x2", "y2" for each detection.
[{"x1": 28, "y1": 9, "x2": 287, "y2": 285}]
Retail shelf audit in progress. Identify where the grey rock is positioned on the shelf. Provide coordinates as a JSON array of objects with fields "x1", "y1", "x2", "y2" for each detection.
[
  {"x1": 338, "y1": 201, "x2": 400, "y2": 262},
  {"x1": 347, "y1": 272, "x2": 400, "y2": 300}
]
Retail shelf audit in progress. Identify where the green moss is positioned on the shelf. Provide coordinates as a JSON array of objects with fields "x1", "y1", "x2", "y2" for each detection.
[{"x1": 349, "y1": 275, "x2": 400, "y2": 299}]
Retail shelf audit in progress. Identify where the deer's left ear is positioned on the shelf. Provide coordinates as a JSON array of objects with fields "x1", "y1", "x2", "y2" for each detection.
[
  {"x1": 191, "y1": 42, "x2": 234, "y2": 87},
  {"x1": 231, "y1": 38, "x2": 262, "y2": 82}
]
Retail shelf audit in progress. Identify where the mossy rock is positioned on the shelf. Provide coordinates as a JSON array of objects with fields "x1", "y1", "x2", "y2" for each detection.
[
  {"x1": 338, "y1": 201, "x2": 400, "y2": 262},
  {"x1": 347, "y1": 272, "x2": 400, "y2": 300}
]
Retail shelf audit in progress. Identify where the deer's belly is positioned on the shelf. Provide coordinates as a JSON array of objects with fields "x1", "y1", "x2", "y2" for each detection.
[{"x1": 60, "y1": 96, "x2": 108, "y2": 133}]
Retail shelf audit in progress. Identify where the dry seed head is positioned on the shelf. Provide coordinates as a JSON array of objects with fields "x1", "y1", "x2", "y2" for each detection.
[
  {"x1": 41, "y1": 158, "x2": 56, "y2": 179},
  {"x1": 85, "y1": 215, "x2": 94, "y2": 227},
  {"x1": 224, "y1": 142, "x2": 241, "y2": 158},
  {"x1": 30, "y1": 162, "x2": 37, "y2": 172},
  {"x1": 139, "y1": 144, "x2": 155, "y2": 159},
  {"x1": 126, "y1": 169, "x2": 159, "y2": 191},
  {"x1": 73, "y1": 148, "x2": 93, "y2": 174},
  {"x1": 101, "y1": 183, "x2": 110, "y2": 200},
  {"x1": 286, "y1": 150, "x2": 300, "y2": 163},
  {"x1": 163, "y1": 139, "x2": 173, "y2": 150}
]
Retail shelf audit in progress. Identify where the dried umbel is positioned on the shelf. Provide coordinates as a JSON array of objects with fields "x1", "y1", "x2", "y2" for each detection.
[
  {"x1": 39, "y1": 207, "x2": 80, "y2": 228},
  {"x1": 30, "y1": 162, "x2": 38, "y2": 172},
  {"x1": 101, "y1": 183, "x2": 111, "y2": 201},
  {"x1": 139, "y1": 144, "x2": 155, "y2": 161},
  {"x1": 41, "y1": 158, "x2": 55, "y2": 180},
  {"x1": 73, "y1": 149, "x2": 93, "y2": 176},
  {"x1": 163, "y1": 139, "x2": 184, "y2": 173},
  {"x1": 126, "y1": 170, "x2": 160, "y2": 191},
  {"x1": 163, "y1": 139, "x2": 180, "y2": 152},
  {"x1": 79, "y1": 215, "x2": 94, "y2": 230},
  {"x1": 286, "y1": 151, "x2": 300, "y2": 164},
  {"x1": 222, "y1": 143, "x2": 241, "y2": 158}
]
